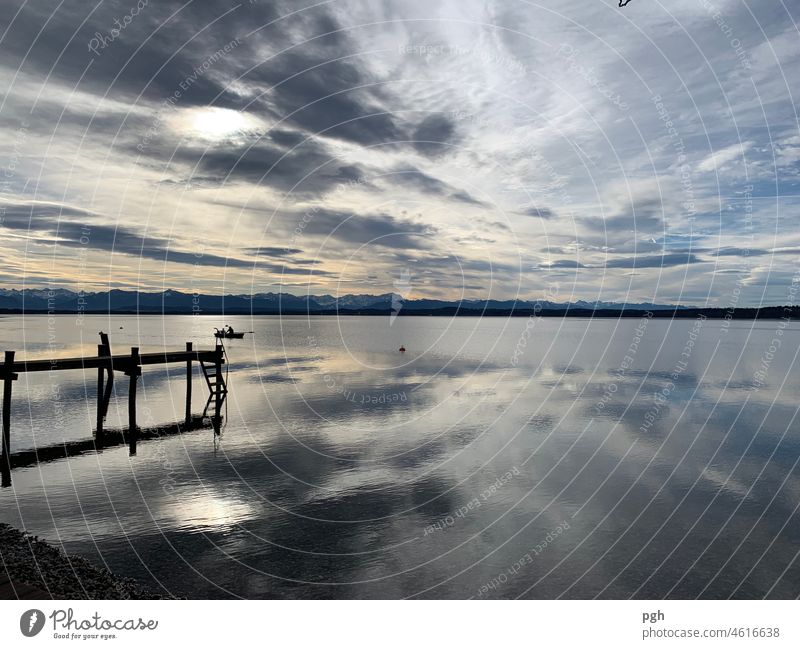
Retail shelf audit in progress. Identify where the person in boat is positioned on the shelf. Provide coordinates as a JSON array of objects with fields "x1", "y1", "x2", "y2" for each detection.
[{"x1": 226, "y1": 325, "x2": 235, "y2": 336}]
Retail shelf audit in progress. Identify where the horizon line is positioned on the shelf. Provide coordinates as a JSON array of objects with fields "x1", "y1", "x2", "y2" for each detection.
[{"x1": 0, "y1": 286, "x2": 795, "y2": 310}]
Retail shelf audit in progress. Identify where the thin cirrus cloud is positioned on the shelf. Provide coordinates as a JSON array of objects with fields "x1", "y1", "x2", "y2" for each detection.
[
  {"x1": 0, "y1": 0, "x2": 796, "y2": 303},
  {"x1": 697, "y1": 142, "x2": 752, "y2": 173}
]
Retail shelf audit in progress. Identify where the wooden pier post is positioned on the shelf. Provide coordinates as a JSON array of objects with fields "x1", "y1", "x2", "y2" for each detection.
[
  {"x1": 213, "y1": 342, "x2": 223, "y2": 435},
  {"x1": 127, "y1": 347, "x2": 141, "y2": 455},
  {"x1": 98, "y1": 332, "x2": 113, "y2": 443},
  {"x1": 185, "y1": 342, "x2": 192, "y2": 428},
  {"x1": 1, "y1": 351, "x2": 17, "y2": 487},
  {"x1": 96, "y1": 343, "x2": 106, "y2": 441}
]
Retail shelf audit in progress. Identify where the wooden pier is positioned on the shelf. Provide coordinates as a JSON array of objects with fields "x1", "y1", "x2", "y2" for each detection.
[{"x1": 0, "y1": 333, "x2": 228, "y2": 487}]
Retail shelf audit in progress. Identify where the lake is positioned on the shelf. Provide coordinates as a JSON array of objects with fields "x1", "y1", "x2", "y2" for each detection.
[{"x1": 1, "y1": 313, "x2": 799, "y2": 598}]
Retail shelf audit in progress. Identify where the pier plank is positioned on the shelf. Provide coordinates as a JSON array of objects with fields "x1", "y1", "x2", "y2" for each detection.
[{"x1": 4, "y1": 349, "x2": 220, "y2": 375}]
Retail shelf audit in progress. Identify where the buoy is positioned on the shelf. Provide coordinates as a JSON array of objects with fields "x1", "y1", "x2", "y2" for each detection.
[{"x1": 399, "y1": 346, "x2": 406, "y2": 353}]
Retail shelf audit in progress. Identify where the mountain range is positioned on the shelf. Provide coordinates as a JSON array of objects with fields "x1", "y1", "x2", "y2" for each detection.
[{"x1": 0, "y1": 288, "x2": 688, "y2": 314}]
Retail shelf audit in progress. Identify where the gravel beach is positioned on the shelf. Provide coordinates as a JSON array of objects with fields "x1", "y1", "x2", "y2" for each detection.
[{"x1": 0, "y1": 524, "x2": 167, "y2": 599}]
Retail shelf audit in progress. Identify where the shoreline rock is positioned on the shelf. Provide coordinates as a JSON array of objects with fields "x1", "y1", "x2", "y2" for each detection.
[{"x1": 0, "y1": 523, "x2": 170, "y2": 599}]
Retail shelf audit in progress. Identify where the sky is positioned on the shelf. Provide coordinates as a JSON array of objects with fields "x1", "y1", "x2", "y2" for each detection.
[{"x1": 0, "y1": 0, "x2": 798, "y2": 306}]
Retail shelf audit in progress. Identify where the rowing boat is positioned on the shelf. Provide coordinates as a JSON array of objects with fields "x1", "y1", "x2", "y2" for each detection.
[{"x1": 213, "y1": 329, "x2": 247, "y2": 339}]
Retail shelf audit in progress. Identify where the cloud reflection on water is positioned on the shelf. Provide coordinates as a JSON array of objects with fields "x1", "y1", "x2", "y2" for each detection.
[{"x1": 0, "y1": 315, "x2": 799, "y2": 598}]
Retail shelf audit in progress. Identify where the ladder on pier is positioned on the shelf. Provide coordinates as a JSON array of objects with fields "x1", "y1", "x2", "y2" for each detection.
[{"x1": 200, "y1": 355, "x2": 227, "y2": 419}]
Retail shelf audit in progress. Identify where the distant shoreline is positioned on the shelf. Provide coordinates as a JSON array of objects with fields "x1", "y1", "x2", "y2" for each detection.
[{"x1": 2, "y1": 307, "x2": 798, "y2": 319}]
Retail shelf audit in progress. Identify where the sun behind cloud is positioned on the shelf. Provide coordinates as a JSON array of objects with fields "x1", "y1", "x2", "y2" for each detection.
[{"x1": 181, "y1": 107, "x2": 261, "y2": 140}]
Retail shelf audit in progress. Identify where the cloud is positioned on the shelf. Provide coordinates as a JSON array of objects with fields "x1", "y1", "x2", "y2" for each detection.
[
  {"x1": 713, "y1": 246, "x2": 800, "y2": 258},
  {"x1": 579, "y1": 181, "x2": 668, "y2": 237},
  {"x1": 697, "y1": 142, "x2": 752, "y2": 173},
  {"x1": 450, "y1": 190, "x2": 488, "y2": 206},
  {"x1": 386, "y1": 166, "x2": 451, "y2": 195},
  {"x1": 0, "y1": 200, "x2": 330, "y2": 273},
  {"x1": 0, "y1": 0, "x2": 798, "y2": 303},
  {"x1": 411, "y1": 114, "x2": 457, "y2": 157},
  {"x1": 246, "y1": 39, "x2": 403, "y2": 145},
  {"x1": 243, "y1": 246, "x2": 303, "y2": 257},
  {"x1": 538, "y1": 259, "x2": 586, "y2": 269},
  {"x1": 382, "y1": 166, "x2": 485, "y2": 205},
  {"x1": 519, "y1": 206, "x2": 556, "y2": 219},
  {"x1": 289, "y1": 209, "x2": 435, "y2": 250},
  {"x1": 150, "y1": 137, "x2": 368, "y2": 195},
  {"x1": 713, "y1": 247, "x2": 765, "y2": 257},
  {"x1": 603, "y1": 253, "x2": 705, "y2": 269},
  {"x1": 0, "y1": 0, "x2": 267, "y2": 108}
]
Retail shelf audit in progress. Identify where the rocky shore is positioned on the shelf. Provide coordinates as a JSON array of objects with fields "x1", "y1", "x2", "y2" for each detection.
[{"x1": 0, "y1": 524, "x2": 167, "y2": 599}]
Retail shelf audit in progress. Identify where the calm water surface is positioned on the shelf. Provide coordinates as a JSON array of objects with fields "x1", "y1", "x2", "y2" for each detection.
[{"x1": 1, "y1": 314, "x2": 799, "y2": 598}]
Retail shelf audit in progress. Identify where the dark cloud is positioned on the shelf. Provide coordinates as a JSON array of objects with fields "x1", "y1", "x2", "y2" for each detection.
[
  {"x1": 539, "y1": 259, "x2": 586, "y2": 269},
  {"x1": 0, "y1": 201, "x2": 330, "y2": 273},
  {"x1": 246, "y1": 9, "x2": 407, "y2": 147},
  {"x1": 384, "y1": 166, "x2": 485, "y2": 205},
  {"x1": 519, "y1": 206, "x2": 556, "y2": 219},
  {"x1": 0, "y1": 0, "x2": 267, "y2": 109},
  {"x1": 291, "y1": 209, "x2": 434, "y2": 250},
  {"x1": 1, "y1": 0, "x2": 401, "y2": 153},
  {"x1": 247, "y1": 46, "x2": 402, "y2": 145},
  {"x1": 387, "y1": 166, "x2": 451, "y2": 194},
  {"x1": 450, "y1": 190, "x2": 488, "y2": 206},
  {"x1": 476, "y1": 218, "x2": 510, "y2": 231},
  {"x1": 589, "y1": 211, "x2": 664, "y2": 233},
  {"x1": 0, "y1": 201, "x2": 90, "y2": 229},
  {"x1": 713, "y1": 247, "x2": 761, "y2": 257},
  {"x1": 412, "y1": 114, "x2": 456, "y2": 157},
  {"x1": 711, "y1": 247, "x2": 800, "y2": 257},
  {"x1": 565, "y1": 235, "x2": 705, "y2": 256},
  {"x1": 269, "y1": 129, "x2": 307, "y2": 148},
  {"x1": 580, "y1": 196, "x2": 665, "y2": 234},
  {"x1": 604, "y1": 253, "x2": 705, "y2": 269},
  {"x1": 377, "y1": 250, "x2": 520, "y2": 276},
  {"x1": 243, "y1": 247, "x2": 303, "y2": 257},
  {"x1": 145, "y1": 137, "x2": 368, "y2": 195}
]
